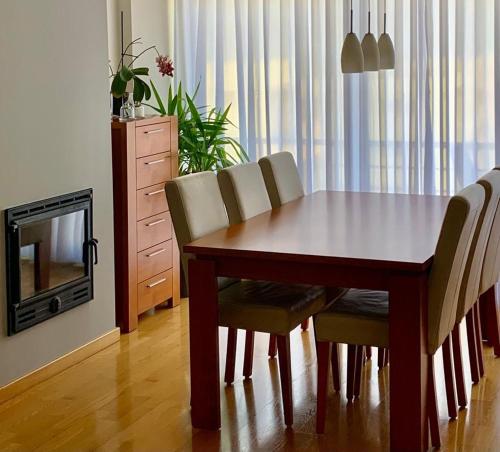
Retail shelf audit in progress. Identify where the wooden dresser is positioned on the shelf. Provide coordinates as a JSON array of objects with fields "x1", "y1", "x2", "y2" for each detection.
[{"x1": 111, "y1": 116, "x2": 180, "y2": 333}]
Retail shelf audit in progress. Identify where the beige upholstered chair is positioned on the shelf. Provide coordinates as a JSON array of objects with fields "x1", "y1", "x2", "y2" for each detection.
[
  {"x1": 166, "y1": 171, "x2": 337, "y2": 426},
  {"x1": 257, "y1": 152, "x2": 312, "y2": 335},
  {"x1": 450, "y1": 170, "x2": 500, "y2": 410},
  {"x1": 314, "y1": 184, "x2": 485, "y2": 448},
  {"x1": 258, "y1": 152, "x2": 305, "y2": 209},
  {"x1": 217, "y1": 163, "x2": 345, "y2": 425},
  {"x1": 217, "y1": 162, "x2": 272, "y2": 224},
  {"x1": 478, "y1": 167, "x2": 500, "y2": 357}
]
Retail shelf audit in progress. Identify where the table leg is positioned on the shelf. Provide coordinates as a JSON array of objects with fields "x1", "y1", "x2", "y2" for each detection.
[
  {"x1": 389, "y1": 274, "x2": 428, "y2": 451},
  {"x1": 188, "y1": 258, "x2": 220, "y2": 429}
]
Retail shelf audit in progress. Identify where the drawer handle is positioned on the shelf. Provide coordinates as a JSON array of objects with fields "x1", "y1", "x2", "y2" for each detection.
[
  {"x1": 145, "y1": 158, "x2": 166, "y2": 165},
  {"x1": 147, "y1": 277, "x2": 167, "y2": 288},
  {"x1": 146, "y1": 248, "x2": 167, "y2": 258},
  {"x1": 145, "y1": 189, "x2": 164, "y2": 196},
  {"x1": 144, "y1": 128, "x2": 164, "y2": 135},
  {"x1": 146, "y1": 218, "x2": 166, "y2": 227}
]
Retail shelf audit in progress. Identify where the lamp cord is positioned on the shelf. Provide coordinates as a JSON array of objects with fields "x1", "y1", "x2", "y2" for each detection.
[
  {"x1": 350, "y1": 0, "x2": 353, "y2": 34},
  {"x1": 368, "y1": 0, "x2": 371, "y2": 34}
]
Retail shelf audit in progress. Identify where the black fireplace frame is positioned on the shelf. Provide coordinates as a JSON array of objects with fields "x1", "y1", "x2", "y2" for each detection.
[{"x1": 5, "y1": 189, "x2": 97, "y2": 335}]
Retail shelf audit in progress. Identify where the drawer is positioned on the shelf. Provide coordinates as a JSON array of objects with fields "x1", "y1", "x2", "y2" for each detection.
[
  {"x1": 136, "y1": 122, "x2": 171, "y2": 158},
  {"x1": 137, "y1": 183, "x2": 169, "y2": 220},
  {"x1": 137, "y1": 153, "x2": 171, "y2": 189},
  {"x1": 137, "y1": 212, "x2": 172, "y2": 251},
  {"x1": 137, "y1": 240, "x2": 173, "y2": 283},
  {"x1": 138, "y1": 269, "x2": 173, "y2": 314}
]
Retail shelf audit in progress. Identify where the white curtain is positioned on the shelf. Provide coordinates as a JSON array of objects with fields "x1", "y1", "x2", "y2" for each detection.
[{"x1": 165, "y1": 0, "x2": 498, "y2": 195}]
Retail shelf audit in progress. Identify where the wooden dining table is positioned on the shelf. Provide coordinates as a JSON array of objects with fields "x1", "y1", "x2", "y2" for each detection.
[{"x1": 184, "y1": 190, "x2": 450, "y2": 452}]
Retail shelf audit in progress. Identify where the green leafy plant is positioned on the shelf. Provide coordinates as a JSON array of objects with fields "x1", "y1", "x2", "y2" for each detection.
[{"x1": 148, "y1": 81, "x2": 249, "y2": 175}]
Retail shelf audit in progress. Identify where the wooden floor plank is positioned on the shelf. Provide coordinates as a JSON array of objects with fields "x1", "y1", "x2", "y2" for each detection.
[{"x1": 0, "y1": 300, "x2": 499, "y2": 451}]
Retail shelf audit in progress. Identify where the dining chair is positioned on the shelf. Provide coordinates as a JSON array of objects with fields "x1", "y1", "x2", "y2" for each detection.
[
  {"x1": 450, "y1": 170, "x2": 500, "y2": 411},
  {"x1": 258, "y1": 152, "x2": 383, "y2": 373},
  {"x1": 258, "y1": 151, "x2": 305, "y2": 209},
  {"x1": 478, "y1": 166, "x2": 500, "y2": 358},
  {"x1": 166, "y1": 171, "x2": 339, "y2": 426},
  {"x1": 217, "y1": 162, "x2": 345, "y2": 425},
  {"x1": 314, "y1": 183, "x2": 485, "y2": 448},
  {"x1": 258, "y1": 152, "x2": 310, "y2": 336}
]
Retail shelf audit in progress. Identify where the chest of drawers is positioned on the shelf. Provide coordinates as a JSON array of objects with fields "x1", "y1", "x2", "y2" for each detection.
[{"x1": 111, "y1": 116, "x2": 180, "y2": 333}]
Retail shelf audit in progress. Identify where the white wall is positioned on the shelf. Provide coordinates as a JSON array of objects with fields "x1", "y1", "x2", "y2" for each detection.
[{"x1": 0, "y1": 0, "x2": 116, "y2": 386}]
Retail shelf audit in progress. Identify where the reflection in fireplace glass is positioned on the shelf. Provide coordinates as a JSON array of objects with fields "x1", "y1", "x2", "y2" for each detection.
[{"x1": 19, "y1": 210, "x2": 86, "y2": 300}]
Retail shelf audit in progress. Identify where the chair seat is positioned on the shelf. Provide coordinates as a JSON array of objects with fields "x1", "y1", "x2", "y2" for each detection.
[
  {"x1": 219, "y1": 281, "x2": 344, "y2": 335},
  {"x1": 314, "y1": 289, "x2": 389, "y2": 348}
]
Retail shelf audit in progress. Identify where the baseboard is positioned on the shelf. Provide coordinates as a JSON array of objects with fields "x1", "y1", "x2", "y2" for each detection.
[{"x1": 0, "y1": 327, "x2": 120, "y2": 405}]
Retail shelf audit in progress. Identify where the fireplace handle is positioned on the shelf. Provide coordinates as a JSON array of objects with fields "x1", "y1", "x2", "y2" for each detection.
[
  {"x1": 147, "y1": 277, "x2": 166, "y2": 288},
  {"x1": 145, "y1": 189, "x2": 164, "y2": 196},
  {"x1": 146, "y1": 248, "x2": 167, "y2": 258},
  {"x1": 144, "y1": 128, "x2": 164, "y2": 135},
  {"x1": 89, "y1": 238, "x2": 99, "y2": 265},
  {"x1": 145, "y1": 158, "x2": 166, "y2": 165},
  {"x1": 146, "y1": 218, "x2": 166, "y2": 227}
]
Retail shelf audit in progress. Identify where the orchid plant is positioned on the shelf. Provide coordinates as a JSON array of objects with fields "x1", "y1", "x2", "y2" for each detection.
[{"x1": 110, "y1": 37, "x2": 174, "y2": 103}]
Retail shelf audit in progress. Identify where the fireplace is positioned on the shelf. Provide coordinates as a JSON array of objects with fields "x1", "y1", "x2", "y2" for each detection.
[{"x1": 5, "y1": 189, "x2": 98, "y2": 335}]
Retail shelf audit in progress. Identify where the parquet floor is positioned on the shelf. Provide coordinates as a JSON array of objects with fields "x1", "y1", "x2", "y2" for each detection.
[{"x1": 1, "y1": 299, "x2": 499, "y2": 451}]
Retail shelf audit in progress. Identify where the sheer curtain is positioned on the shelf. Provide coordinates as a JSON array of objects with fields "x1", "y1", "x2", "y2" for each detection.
[{"x1": 165, "y1": 0, "x2": 498, "y2": 195}]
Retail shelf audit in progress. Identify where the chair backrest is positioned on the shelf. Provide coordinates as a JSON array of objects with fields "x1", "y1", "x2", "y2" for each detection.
[
  {"x1": 258, "y1": 152, "x2": 305, "y2": 208},
  {"x1": 165, "y1": 171, "x2": 229, "y2": 280},
  {"x1": 217, "y1": 162, "x2": 272, "y2": 224},
  {"x1": 428, "y1": 184, "x2": 485, "y2": 354},
  {"x1": 480, "y1": 167, "x2": 500, "y2": 294},
  {"x1": 456, "y1": 171, "x2": 500, "y2": 321}
]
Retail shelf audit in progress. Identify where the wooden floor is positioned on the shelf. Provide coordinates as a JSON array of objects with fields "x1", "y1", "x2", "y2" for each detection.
[{"x1": 1, "y1": 299, "x2": 500, "y2": 452}]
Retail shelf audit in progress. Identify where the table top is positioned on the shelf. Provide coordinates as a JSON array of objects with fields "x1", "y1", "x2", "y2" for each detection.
[{"x1": 185, "y1": 191, "x2": 451, "y2": 272}]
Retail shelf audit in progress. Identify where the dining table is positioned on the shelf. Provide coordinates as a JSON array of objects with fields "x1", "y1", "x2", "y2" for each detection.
[{"x1": 184, "y1": 190, "x2": 451, "y2": 452}]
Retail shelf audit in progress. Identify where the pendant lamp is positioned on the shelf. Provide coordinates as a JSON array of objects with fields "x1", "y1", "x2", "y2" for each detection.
[
  {"x1": 341, "y1": 0, "x2": 364, "y2": 73},
  {"x1": 378, "y1": 0, "x2": 395, "y2": 69},
  {"x1": 361, "y1": 0, "x2": 380, "y2": 71}
]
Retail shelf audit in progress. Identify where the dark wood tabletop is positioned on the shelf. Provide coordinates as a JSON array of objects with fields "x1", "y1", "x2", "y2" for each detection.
[{"x1": 185, "y1": 190, "x2": 450, "y2": 271}]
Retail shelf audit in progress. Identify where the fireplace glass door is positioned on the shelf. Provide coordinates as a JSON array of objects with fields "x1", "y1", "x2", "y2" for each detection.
[{"x1": 19, "y1": 210, "x2": 86, "y2": 301}]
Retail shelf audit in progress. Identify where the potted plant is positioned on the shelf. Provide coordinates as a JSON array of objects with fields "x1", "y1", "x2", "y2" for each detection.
[
  {"x1": 148, "y1": 81, "x2": 249, "y2": 175},
  {"x1": 109, "y1": 37, "x2": 174, "y2": 118}
]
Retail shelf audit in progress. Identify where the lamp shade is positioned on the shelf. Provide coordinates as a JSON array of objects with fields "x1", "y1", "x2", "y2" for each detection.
[
  {"x1": 341, "y1": 32, "x2": 364, "y2": 74},
  {"x1": 378, "y1": 33, "x2": 395, "y2": 69},
  {"x1": 361, "y1": 32, "x2": 380, "y2": 71}
]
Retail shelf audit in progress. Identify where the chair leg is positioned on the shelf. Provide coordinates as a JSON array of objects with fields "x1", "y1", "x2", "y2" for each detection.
[
  {"x1": 473, "y1": 302, "x2": 485, "y2": 377},
  {"x1": 268, "y1": 334, "x2": 277, "y2": 359},
  {"x1": 353, "y1": 345, "x2": 363, "y2": 398},
  {"x1": 243, "y1": 330, "x2": 255, "y2": 379},
  {"x1": 346, "y1": 344, "x2": 357, "y2": 401},
  {"x1": 442, "y1": 336, "x2": 458, "y2": 420},
  {"x1": 301, "y1": 318, "x2": 309, "y2": 331},
  {"x1": 277, "y1": 335, "x2": 293, "y2": 426},
  {"x1": 224, "y1": 327, "x2": 237, "y2": 385},
  {"x1": 451, "y1": 324, "x2": 467, "y2": 408},
  {"x1": 364, "y1": 346, "x2": 372, "y2": 360},
  {"x1": 316, "y1": 341, "x2": 330, "y2": 433},
  {"x1": 481, "y1": 286, "x2": 500, "y2": 356},
  {"x1": 466, "y1": 308, "x2": 480, "y2": 384},
  {"x1": 378, "y1": 347, "x2": 387, "y2": 369},
  {"x1": 331, "y1": 342, "x2": 341, "y2": 392},
  {"x1": 428, "y1": 354, "x2": 441, "y2": 449}
]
